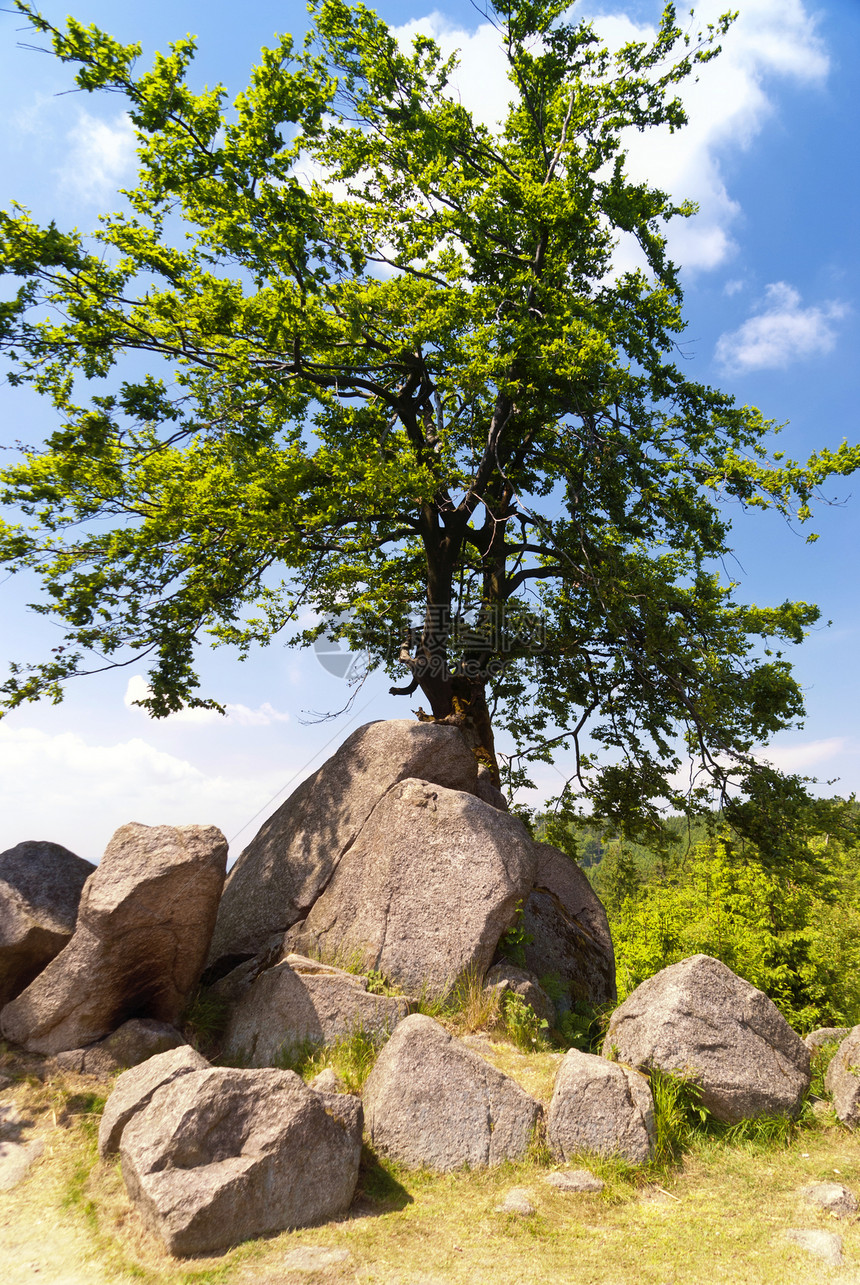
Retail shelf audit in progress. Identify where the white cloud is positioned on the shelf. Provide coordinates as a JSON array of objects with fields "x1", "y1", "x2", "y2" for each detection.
[
  {"x1": 753, "y1": 737, "x2": 849, "y2": 775},
  {"x1": 393, "y1": 2, "x2": 828, "y2": 275},
  {"x1": 590, "y1": 0, "x2": 829, "y2": 272},
  {"x1": 715, "y1": 281, "x2": 849, "y2": 373},
  {"x1": 123, "y1": 676, "x2": 290, "y2": 727},
  {"x1": 391, "y1": 12, "x2": 511, "y2": 131},
  {"x1": 0, "y1": 722, "x2": 304, "y2": 864},
  {"x1": 58, "y1": 110, "x2": 136, "y2": 203}
]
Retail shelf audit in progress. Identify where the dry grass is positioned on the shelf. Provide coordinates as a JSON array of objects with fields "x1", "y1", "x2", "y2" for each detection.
[{"x1": 5, "y1": 1045, "x2": 860, "y2": 1284}]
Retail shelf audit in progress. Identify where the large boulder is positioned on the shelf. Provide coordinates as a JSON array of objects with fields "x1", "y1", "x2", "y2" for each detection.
[
  {"x1": 547, "y1": 1049, "x2": 655, "y2": 1165},
  {"x1": 119, "y1": 1066, "x2": 363, "y2": 1255},
  {"x1": 825, "y1": 1026, "x2": 860, "y2": 1126},
  {"x1": 0, "y1": 824, "x2": 227, "y2": 1055},
  {"x1": 288, "y1": 779, "x2": 538, "y2": 997},
  {"x1": 0, "y1": 841, "x2": 95, "y2": 1007},
  {"x1": 207, "y1": 720, "x2": 478, "y2": 969},
  {"x1": 221, "y1": 953, "x2": 410, "y2": 1066},
  {"x1": 99, "y1": 1045, "x2": 211, "y2": 1158},
  {"x1": 362, "y1": 1013, "x2": 541, "y2": 1171},
  {"x1": 602, "y1": 955, "x2": 810, "y2": 1123},
  {"x1": 517, "y1": 843, "x2": 616, "y2": 1008}
]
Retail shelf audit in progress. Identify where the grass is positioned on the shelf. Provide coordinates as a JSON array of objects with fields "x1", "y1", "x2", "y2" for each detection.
[
  {"x1": 5, "y1": 1043, "x2": 860, "y2": 1285},
  {"x1": 272, "y1": 1026, "x2": 386, "y2": 1094},
  {"x1": 180, "y1": 988, "x2": 232, "y2": 1057}
]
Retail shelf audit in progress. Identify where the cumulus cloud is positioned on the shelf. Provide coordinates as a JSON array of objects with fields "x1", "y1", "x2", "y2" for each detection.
[
  {"x1": 58, "y1": 110, "x2": 136, "y2": 203},
  {"x1": 753, "y1": 737, "x2": 849, "y2": 775},
  {"x1": 393, "y1": 0, "x2": 828, "y2": 274},
  {"x1": 0, "y1": 722, "x2": 307, "y2": 863},
  {"x1": 123, "y1": 676, "x2": 290, "y2": 727},
  {"x1": 714, "y1": 282, "x2": 849, "y2": 373},
  {"x1": 591, "y1": 0, "x2": 828, "y2": 272}
]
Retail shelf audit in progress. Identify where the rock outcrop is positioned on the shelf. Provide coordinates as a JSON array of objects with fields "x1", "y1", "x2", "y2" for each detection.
[
  {"x1": 288, "y1": 779, "x2": 537, "y2": 997},
  {"x1": 207, "y1": 720, "x2": 479, "y2": 970},
  {"x1": 118, "y1": 1066, "x2": 363, "y2": 1255},
  {"x1": 483, "y1": 962, "x2": 556, "y2": 1025},
  {"x1": 517, "y1": 843, "x2": 616, "y2": 1008},
  {"x1": 0, "y1": 841, "x2": 95, "y2": 1007},
  {"x1": 602, "y1": 954, "x2": 810, "y2": 1123},
  {"x1": 1, "y1": 824, "x2": 227, "y2": 1055},
  {"x1": 99, "y1": 1045, "x2": 211, "y2": 1158},
  {"x1": 221, "y1": 953, "x2": 410, "y2": 1066},
  {"x1": 362, "y1": 1013, "x2": 542, "y2": 1171},
  {"x1": 55, "y1": 1019, "x2": 186, "y2": 1078},
  {"x1": 547, "y1": 1049, "x2": 655, "y2": 1164},
  {"x1": 825, "y1": 1026, "x2": 860, "y2": 1126}
]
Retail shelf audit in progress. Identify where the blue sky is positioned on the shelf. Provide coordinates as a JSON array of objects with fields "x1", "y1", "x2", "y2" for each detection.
[{"x1": 0, "y1": 0, "x2": 858, "y2": 862}]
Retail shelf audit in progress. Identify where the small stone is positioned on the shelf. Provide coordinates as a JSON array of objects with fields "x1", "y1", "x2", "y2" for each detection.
[
  {"x1": 309, "y1": 1067, "x2": 342, "y2": 1094},
  {"x1": 495, "y1": 1187, "x2": 536, "y2": 1215},
  {"x1": 278, "y1": 1246, "x2": 351, "y2": 1272},
  {"x1": 804, "y1": 1027, "x2": 850, "y2": 1052},
  {"x1": 546, "y1": 1168, "x2": 604, "y2": 1193},
  {"x1": 801, "y1": 1182, "x2": 858, "y2": 1219},
  {"x1": 0, "y1": 1138, "x2": 44, "y2": 1191},
  {"x1": 784, "y1": 1229, "x2": 844, "y2": 1265}
]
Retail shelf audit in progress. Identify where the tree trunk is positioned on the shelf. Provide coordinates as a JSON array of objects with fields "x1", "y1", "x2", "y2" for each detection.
[{"x1": 416, "y1": 670, "x2": 501, "y2": 789}]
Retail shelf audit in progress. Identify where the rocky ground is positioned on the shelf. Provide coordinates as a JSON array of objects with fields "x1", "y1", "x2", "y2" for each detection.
[{"x1": 5, "y1": 1040, "x2": 860, "y2": 1285}]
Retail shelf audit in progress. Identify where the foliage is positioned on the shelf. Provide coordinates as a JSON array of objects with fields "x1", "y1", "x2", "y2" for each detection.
[
  {"x1": 497, "y1": 899, "x2": 533, "y2": 969},
  {"x1": 500, "y1": 992, "x2": 550, "y2": 1052},
  {"x1": 274, "y1": 1025, "x2": 385, "y2": 1092},
  {"x1": 601, "y1": 797, "x2": 860, "y2": 1030},
  {"x1": 648, "y1": 1068, "x2": 709, "y2": 1168},
  {"x1": 552, "y1": 998, "x2": 610, "y2": 1053},
  {"x1": 0, "y1": 0, "x2": 857, "y2": 836},
  {"x1": 181, "y1": 986, "x2": 232, "y2": 1055}
]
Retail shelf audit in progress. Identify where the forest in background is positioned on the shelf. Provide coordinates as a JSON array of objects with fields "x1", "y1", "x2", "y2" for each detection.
[{"x1": 536, "y1": 797, "x2": 860, "y2": 1033}]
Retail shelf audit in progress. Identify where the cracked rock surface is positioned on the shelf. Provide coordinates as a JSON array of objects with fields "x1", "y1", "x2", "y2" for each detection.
[
  {"x1": 207, "y1": 719, "x2": 479, "y2": 970},
  {"x1": 547, "y1": 1049, "x2": 655, "y2": 1165},
  {"x1": 288, "y1": 779, "x2": 537, "y2": 998},
  {"x1": 602, "y1": 954, "x2": 810, "y2": 1124},
  {"x1": 118, "y1": 1066, "x2": 363, "y2": 1256},
  {"x1": 0, "y1": 824, "x2": 227, "y2": 1055},
  {"x1": 362, "y1": 1014, "x2": 542, "y2": 1171}
]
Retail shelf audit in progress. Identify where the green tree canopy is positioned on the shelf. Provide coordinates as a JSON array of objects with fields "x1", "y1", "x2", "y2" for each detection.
[{"x1": 0, "y1": 0, "x2": 856, "y2": 838}]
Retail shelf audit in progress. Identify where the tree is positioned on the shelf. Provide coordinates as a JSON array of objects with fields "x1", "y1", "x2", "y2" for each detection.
[{"x1": 0, "y1": 0, "x2": 856, "y2": 838}]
